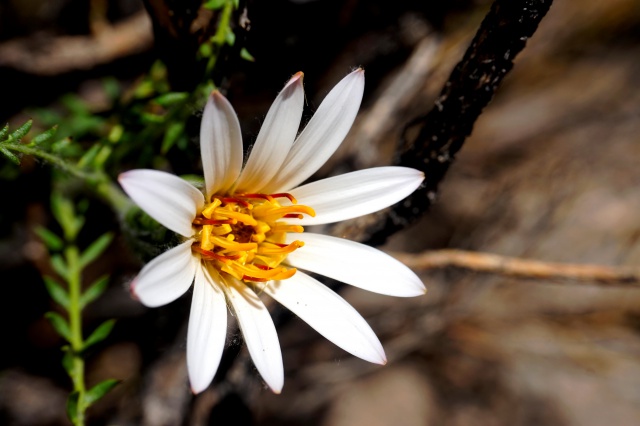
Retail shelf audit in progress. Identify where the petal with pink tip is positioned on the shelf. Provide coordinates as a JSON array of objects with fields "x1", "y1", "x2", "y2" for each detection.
[{"x1": 263, "y1": 69, "x2": 365, "y2": 192}]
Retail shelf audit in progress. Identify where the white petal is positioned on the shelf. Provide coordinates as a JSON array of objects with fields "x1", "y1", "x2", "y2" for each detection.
[
  {"x1": 200, "y1": 91, "x2": 244, "y2": 198},
  {"x1": 222, "y1": 276, "x2": 284, "y2": 393},
  {"x1": 265, "y1": 271, "x2": 386, "y2": 364},
  {"x1": 234, "y1": 73, "x2": 305, "y2": 193},
  {"x1": 263, "y1": 69, "x2": 365, "y2": 192},
  {"x1": 288, "y1": 167, "x2": 424, "y2": 226},
  {"x1": 187, "y1": 264, "x2": 228, "y2": 394},
  {"x1": 286, "y1": 233, "x2": 426, "y2": 297},
  {"x1": 131, "y1": 239, "x2": 198, "y2": 307},
  {"x1": 118, "y1": 169, "x2": 204, "y2": 237}
]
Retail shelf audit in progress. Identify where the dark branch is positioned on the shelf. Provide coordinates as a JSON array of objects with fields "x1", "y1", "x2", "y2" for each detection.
[{"x1": 366, "y1": 0, "x2": 554, "y2": 246}]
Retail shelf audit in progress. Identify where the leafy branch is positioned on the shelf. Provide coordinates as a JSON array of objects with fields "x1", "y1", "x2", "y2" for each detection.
[
  {"x1": 38, "y1": 193, "x2": 119, "y2": 426},
  {"x1": 0, "y1": 120, "x2": 131, "y2": 215}
]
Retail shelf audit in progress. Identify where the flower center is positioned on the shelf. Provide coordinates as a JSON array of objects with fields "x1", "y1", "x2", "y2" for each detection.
[{"x1": 192, "y1": 193, "x2": 315, "y2": 282}]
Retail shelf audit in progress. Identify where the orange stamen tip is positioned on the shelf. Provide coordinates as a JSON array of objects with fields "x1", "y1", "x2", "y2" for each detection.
[
  {"x1": 255, "y1": 264, "x2": 273, "y2": 271},
  {"x1": 221, "y1": 197, "x2": 251, "y2": 208},
  {"x1": 275, "y1": 268, "x2": 297, "y2": 280},
  {"x1": 289, "y1": 71, "x2": 304, "y2": 83},
  {"x1": 242, "y1": 275, "x2": 269, "y2": 283},
  {"x1": 192, "y1": 245, "x2": 240, "y2": 263},
  {"x1": 257, "y1": 240, "x2": 304, "y2": 255},
  {"x1": 238, "y1": 193, "x2": 275, "y2": 202},
  {"x1": 271, "y1": 193, "x2": 297, "y2": 204}
]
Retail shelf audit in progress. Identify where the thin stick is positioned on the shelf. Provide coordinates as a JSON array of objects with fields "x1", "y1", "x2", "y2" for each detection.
[{"x1": 391, "y1": 249, "x2": 640, "y2": 287}]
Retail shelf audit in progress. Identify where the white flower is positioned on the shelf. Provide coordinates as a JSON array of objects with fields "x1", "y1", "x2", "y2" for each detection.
[{"x1": 118, "y1": 69, "x2": 425, "y2": 394}]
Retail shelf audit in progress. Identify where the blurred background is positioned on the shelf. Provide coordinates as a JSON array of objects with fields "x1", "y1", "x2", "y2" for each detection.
[{"x1": 1, "y1": 0, "x2": 640, "y2": 425}]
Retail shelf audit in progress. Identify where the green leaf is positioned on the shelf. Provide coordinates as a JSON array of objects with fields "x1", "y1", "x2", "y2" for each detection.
[
  {"x1": 80, "y1": 275, "x2": 109, "y2": 308},
  {"x1": 35, "y1": 226, "x2": 64, "y2": 251},
  {"x1": 76, "y1": 144, "x2": 101, "y2": 168},
  {"x1": 45, "y1": 311, "x2": 72, "y2": 342},
  {"x1": 93, "y1": 145, "x2": 112, "y2": 168},
  {"x1": 66, "y1": 391, "x2": 80, "y2": 424},
  {"x1": 61, "y1": 348, "x2": 75, "y2": 377},
  {"x1": 108, "y1": 124, "x2": 123, "y2": 143},
  {"x1": 203, "y1": 0, "x2": 226, "y2": 10},
  {"x1": 0, "y1": 147, "x2": 21, "y2": 165},
  {"x1": 72, "y1": 216, "x2": 85, "y2": 240},
  {"x1": 51, "y1": 192, "x2": 82, "y2": 241},
  {"x1": 154, "y1": 92, "x2": 188, "y2": 107},
  {"x1": 133, "y1": 80, "x2": 155, "y2": 99},
  {"x1": 161, "y1": 121, "x2": 184, "y2": 154},
  {"x1": 29, "y1": 125, "x2": 58, "y2": 147},
  {"x1": 61, "y1": 94, "x2": 88, "y2": 115},
  {"x1": 51, "y1": 191, "x2": 70, "y2": 226},
  {"x1": 225, "y1": 29, "x2": 236, "y2": 46},
  {"x1": 43, "y1": 276, "x2": 70, "y2": 309},
  {"x1": 199, "y1": 42, "x2": 212, "y2": 58},
  {"x1": 83, "y1": 319, "x2": 116, "y2": 350},
  {"x1": 79, "y1": 233, "x2": 113, "y2": 268},
  {"x1": 0, "y1": 124, "x2": 8, "y2": 140},
  {"x1": 50, "y1": 137, "x2": 73, "y2": 155},
  {"x1": 240, "y1": 48, "x2": 255, "y2": 62},
  {"x1": 84, "y1": 379, "x2": 119, "y2": 406},
  {"x1": 6, "y1": 120, "x2": 32, "y2": 143},
  {"x1": 51, "y1": 254, "x2": 69, "y2": 280},
  {"x1": 140, "y1": 112, "x2": 166, "y2": 124}
]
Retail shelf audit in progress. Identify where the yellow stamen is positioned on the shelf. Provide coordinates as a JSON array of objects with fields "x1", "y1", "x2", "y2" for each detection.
[
  {"x1": 257, "y1": 241, "x2": 304, "y2": 255},
  {"x1": 201, "y1": 199, "x2": 221, "y2": 218},
  {"x1": 269, "y1": 224, "x2": 304, "y2": 233},
  {"x1": 215, "y1": 210, "x2": 258, "y2": 226},
  {"x1": 191, "y1": 192, "x2": 311, "y2": 284},
  {"x1": 254, "y1": 205, "x2": 316, "y2": 221},
  {"x1": 211, "y1": 236, "x2": 257, "y2": 251}
]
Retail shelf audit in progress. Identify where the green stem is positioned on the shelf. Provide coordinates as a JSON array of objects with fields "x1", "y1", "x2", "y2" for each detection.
[
  {"x1": 2, "y1": 142, "x2": 92, "y2": 180},
  {"x1": 1, "y1": 142, "x2": 133, "y2": 218},
  {"x1": 65, "y1": 245, "x2": 86, "y2": 426},
  {"x1": 205, "y1": 0, "x2": 234, "y2": 77}
]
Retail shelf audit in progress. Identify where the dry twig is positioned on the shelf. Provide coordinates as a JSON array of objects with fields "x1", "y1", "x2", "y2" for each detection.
[
  {"x1": 391, "y1": 249, "x2": 640, "y2": 287},
  {"x1": 0, "y1": 11, "x2": 152, "y2": 75}
]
